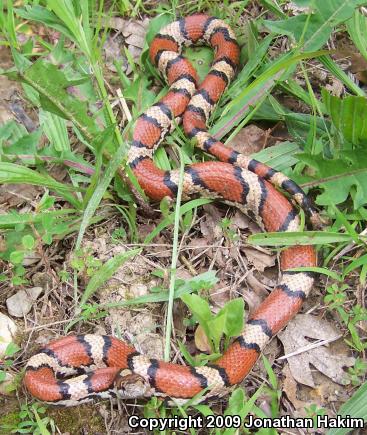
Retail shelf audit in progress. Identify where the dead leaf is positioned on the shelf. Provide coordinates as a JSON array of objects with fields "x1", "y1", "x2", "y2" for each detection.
[
  {"x1": 226, "y1": 124, "x2": 274, "y2": 155},
  {"x1": 278, "y1": 314, "x2": 355, "y2": 387},
  {"x1": 194, "y1": 324, "x2": 211, "y2": 352},
  {"x1": 231, "y1": 211, "x2": 250, "y2": 230},
  {"x1": 187, "y1": 237, "x2": 211, "y2": 258},
  {"x1": 0, "y1": 184, "x2": 41, "y2": 207},
  {"x1": 209, "y1": 283, "x2": 231, "y2": 307},
  {"x1": 325, "y1": 78, "x2": 344, "y2": 97},
  {"x1": 122, "y1": 21, "x2": 147, "y2": 38},
  {"x1": 103, "y1": 34, "x2": 127, "y2": 73},
  {"x1": 200, "y1": 204, "x2": 223, "y2": 242},
  {"x1": 282, "y1": 364, "x2": 312, "y2": 410},
  {"x1": 242, "y1": 246, "x2": 275, "y2": 272},
  {"x1": 125, "y1": 34, "x2": 145, "y2": 49}
]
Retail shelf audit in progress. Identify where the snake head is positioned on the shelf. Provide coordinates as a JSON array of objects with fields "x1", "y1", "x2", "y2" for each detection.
[{"x1": 114, "y1": 369, "x2": 153, "y2": 399}]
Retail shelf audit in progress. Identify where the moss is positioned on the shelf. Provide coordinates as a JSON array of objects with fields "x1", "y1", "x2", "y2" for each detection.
[
  {"x1": 48, "y1": 405, "x2": 105, "y2": 434},
  {"x1": 0, "y1": 410, "x2": 21, "y2": 435}
]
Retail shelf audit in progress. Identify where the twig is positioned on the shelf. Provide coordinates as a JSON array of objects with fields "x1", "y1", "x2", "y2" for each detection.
[{"x1": 277, "y1": 335, "x2": 341, "y2": 360}]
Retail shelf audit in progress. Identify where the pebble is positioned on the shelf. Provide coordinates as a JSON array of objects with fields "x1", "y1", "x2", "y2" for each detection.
[
  {"x1": 6, "y1": 286, "x2": 43, "y2": 317},
  {"x1": 0, "y1": 312, "x2": 17, "y2": 358}
]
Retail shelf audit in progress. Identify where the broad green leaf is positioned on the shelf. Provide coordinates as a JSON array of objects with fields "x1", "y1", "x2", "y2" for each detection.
[
  {"x1": 322, "y1": 90, "x2": 367, "y2": 145},
  {"x1": 252, "y1": 141, "x2": 301, "y2": 171},
  {"x1": 2, "y1": 129, "x2": 41, "y2": 155},
  {"x1": 296, "y1": 150, "x2": 367, "y2": 208},
  {"x1": 186, "y1": 46, "x2": 213, "y2": 82},
  {"x1": 40, "y1": 110, "x2": 70, "y2": 152},
  {"x1": 207, "y1": 313, "x2": 226, "y2": 350},
  {"x1": 181, "y1": 293, "x2": 213, "y2": 346},
  {"x1": 15, "y1": 5, "x2": 76, "y2": 42},
  {"x1": 217, "y1": 298, "x2": 244, "y2": 337},
  {"x1": 103, "y1": 271, "x2": 218, "y2": 308},
  {"x1": 181, "y1": 293, "x2": 212, "y2": 322},
  {"x1": 346, "y1": 10, "x2": 367, "y2": 62},
  {"x1": 1, "y1": 59, "x2": 98, "y2": 140}
]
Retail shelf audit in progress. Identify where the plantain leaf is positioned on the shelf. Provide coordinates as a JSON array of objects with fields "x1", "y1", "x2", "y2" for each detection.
[
  {"x1": 322, "y1": 90, "x2": 367, "y2": 145},
  {"x1": 1, "y1": 59, "x2": 98, "y2": 140}
]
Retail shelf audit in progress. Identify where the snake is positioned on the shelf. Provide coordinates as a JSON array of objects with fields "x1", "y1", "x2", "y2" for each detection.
[{"x1": 24, "y1": 15, "x2": 317, "y2": 407}]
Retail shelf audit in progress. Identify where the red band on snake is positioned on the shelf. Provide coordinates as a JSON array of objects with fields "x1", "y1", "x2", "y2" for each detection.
[{"x1": 24, "y1": 15, "x2": 317, "y2": 406}]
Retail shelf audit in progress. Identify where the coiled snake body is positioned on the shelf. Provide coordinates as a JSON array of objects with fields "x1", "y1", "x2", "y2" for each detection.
[{"x1": 24, "y1": 15, "x2": 317, "y2": 406}]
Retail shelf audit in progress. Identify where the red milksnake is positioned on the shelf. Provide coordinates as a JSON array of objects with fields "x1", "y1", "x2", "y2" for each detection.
[{"x1": 24, "y1": 15, "x2": 317, "y2": 406}]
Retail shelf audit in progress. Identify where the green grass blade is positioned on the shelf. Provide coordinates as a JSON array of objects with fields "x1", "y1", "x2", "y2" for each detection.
[
  {"x1": 75, "y1": 140, "x2": 127, "y2": 249},
  {"x1": 0, "y1": 162, "x2": 81, "y2": 208},
  {"x1": 319, "y1": 55, "x2": 366, "y2": 96},
  {"x1": 80, "y1": 248, "x2": 141, "y2": 305},
  {"x1": 212, "y1": 50, "x2": 329, "y2": 139},
  {"x1": 143, "y1": 198, "x2": 213, "y2": 244},
  {"x1": 327, "y1": 381, "x2": 367, "y2": 435},
  {"x1": 248, "y1": 231, "x2": 354, "y2": 246}
]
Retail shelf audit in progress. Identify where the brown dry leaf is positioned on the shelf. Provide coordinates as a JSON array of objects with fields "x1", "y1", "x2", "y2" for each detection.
[
  {"x1": 0, "y1": 184, "x2": 41, "y2": 208},
  {"x1": 108, "y1": 17, "x2": 128, "y2": 31},
  {"x1": 285, "y1": 2, "x2": 312, "y2": 13},
  {"x1": 125, "y1": 34, "x2": 145, "y2": 49},
  {"x1": 103, "y1": 19, "x2": 149, "y2": 74},
  {"x1": 103, "y1": 34, "x2": 127, "y2": 73},
  {"x1": 172, "y1": 299, "x2": 187, "y2": 338},
  {"x1": 194, "y1": 324, "x2": 211, "y2": 352},
  {"x1": 325, "y1": 77, "x2": 344, "y2": 97},
  {"x1": 199, "y1": 204, "x2": 223, "y2": 242},
  {"x1": 282, "y1": 364, "x2": 313, "y2": 410},
  {"x1": 122, "y1": 20, "x2": 148, "y2": 38},
  {"x1": 187, "y1": 237, "x2": 211, "y2": 258},
  {"x1": 231, "y1": 211, "x2": 250, "y2": 230},
  {"x1": 278, "y1": 314, "x2": 355, "y2": 388},
  {"x1": 226, "y1": 124, "x2": 273, "y2": 155},
  {"x1": 242, "y1": 246, "x2": 275, "y2": 272},
  {"x1": 209, "y1": 283, "x2": 231, "y2": 307}
]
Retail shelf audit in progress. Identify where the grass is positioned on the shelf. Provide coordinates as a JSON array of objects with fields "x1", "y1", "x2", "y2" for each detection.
[{"x1": 1, "y1": 0, "x2": 367, "y2": 434}]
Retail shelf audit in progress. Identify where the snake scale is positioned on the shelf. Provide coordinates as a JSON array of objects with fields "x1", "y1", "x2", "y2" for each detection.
[{"x1": 24, "y1": 15, "x2": 317, "y2": 406}]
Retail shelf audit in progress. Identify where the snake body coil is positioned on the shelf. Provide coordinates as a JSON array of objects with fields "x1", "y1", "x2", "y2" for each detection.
[{"x1": 24, "y1": 15, "x2": 316, "y2": 406}]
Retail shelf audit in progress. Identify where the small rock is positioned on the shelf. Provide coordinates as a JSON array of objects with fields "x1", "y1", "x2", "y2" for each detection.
[
  {"x1": 0, "y1": 313, "x2": 17, "y2": 358},
  {"x1": 32, "y1": 272, "x2": 53, "y2": 290},
  {"x1": 6, "y1": 287, "x2": 43, "y2": 317},
  {"x1": 129, "y1": 283, "x2": 148, "y2": 298}
]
